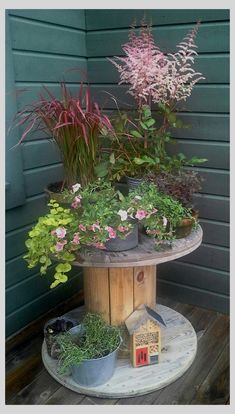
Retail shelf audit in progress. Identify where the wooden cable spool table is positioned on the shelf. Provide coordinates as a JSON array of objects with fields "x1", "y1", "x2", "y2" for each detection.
[{"x1": 42, "y1": 225, "x2": 203, "y2": 398}]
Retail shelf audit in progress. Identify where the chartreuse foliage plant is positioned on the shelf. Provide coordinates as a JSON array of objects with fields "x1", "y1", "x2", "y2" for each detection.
[{"x1": 24, "y1": 180, "x2": 194, "y2": 288}]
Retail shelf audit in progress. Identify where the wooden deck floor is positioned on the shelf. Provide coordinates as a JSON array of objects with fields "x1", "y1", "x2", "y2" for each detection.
[{"x1": 6, "y1": 296, "x2": 230, "y2": 405}]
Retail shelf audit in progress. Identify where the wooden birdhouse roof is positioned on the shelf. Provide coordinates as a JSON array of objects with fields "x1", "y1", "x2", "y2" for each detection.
[{"x1": 125, "y1": 305, "x2": 166, "y2": 335}]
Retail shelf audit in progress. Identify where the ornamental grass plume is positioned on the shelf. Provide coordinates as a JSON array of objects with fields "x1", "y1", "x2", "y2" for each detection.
[
  {"x1": 109, "y1": 20, "x2": 205, "y2": 108},
  {"x1": 12, "y1": 82, "x2": 113, "y2": 188}
]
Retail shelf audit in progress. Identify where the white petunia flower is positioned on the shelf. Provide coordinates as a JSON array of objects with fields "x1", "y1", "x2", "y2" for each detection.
[
  {"x1": 117, "y1": 209, "x2": 128, "y2": 221},
  {"x1": 162, "y1": 216, "x2": 168, "y2": 227},
  {"x1": 134, "y1": 195, "x2": 142, "y2": 200},
  {"x1": 72, "y1": 183, "x2": 81, "y2": 193}
]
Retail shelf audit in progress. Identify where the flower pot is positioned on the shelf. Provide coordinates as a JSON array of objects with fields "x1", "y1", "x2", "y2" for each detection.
[
  {"x1": 44, "y1": 182, "x2": 70, "y2": 206},
  {"x1": 105, "y1": 224, "x2": 138, "y2": 252},
  {"x1": 70, "y1": 339, "x2": 121, "y2": 387},
  {"x1": 44, "y1": 316, "x2": 78, "y2": 359},
  {"x1": 126, "y1": 176, "x2": 143, "y2": 191},
  {"x1": 174, "y1": 209, "x2": 199, "y2": 239}
]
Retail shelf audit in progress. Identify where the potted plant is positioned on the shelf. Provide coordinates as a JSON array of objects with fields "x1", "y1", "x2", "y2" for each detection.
[
  {"x1": 143, "y1": 169, "x2": 202, "y2": 238},
  {"x1": 11, "y1": 82, "x2": 113, "y2": 199},
  {"x1": 128, "y1": 182, "x2": 196, "y2": 242},
  {"x1": 44, "y1": 316, "x2": 78, "y2": 359},
  {"x1": 97, "y1": 20, "x2": 207, "y2": 188},
  {"x1": 55, "y1": 312, "x2": 121, "y2": 386}
]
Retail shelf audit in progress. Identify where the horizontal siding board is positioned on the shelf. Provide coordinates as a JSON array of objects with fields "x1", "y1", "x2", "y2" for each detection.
[
  {"x1": 86, "y1": 10, "x2": 229, "y2": 30},
  {"x1": 6, "y1": 266, "x2": 82, "y2": 314},
  {"x1": 13, "y1": 52, "x2": 87, "y2": 82},
  {"x1": 6, "y1": 225, "x2": 32, "y2": 261},
  {"x1": 194, "y1": 194, "x2": 229, "y2": 222},
  {"x1": 89, "y1": 85, "x2": 229, "y2": 113},
  {"x1": 158, "y1": 261, "x2": 229, "y2": 295},
  {"x1": 23, "y1": 164, "x2": 64, "y2": 197},
  {"x1": 194, "y1": 169, "x2": 229, "y2": 196},
  {"x1": 87, "y1": 23, "x2": 229, "y2": 56},
  {"x1": 6, "y1": 274, "x2": 83, "y2": 337},
  {"x1": 6, "y1": 195, "x2": 48, "y2": 232},
  {"x1": 158, "y1": 279, "x2": 229, "y2": 314},
  {"x1": 178, "y1": 243, "x2": 229, "y2": 272},
  {"x1": 170, "y1": 113, "x2": 229, "y2": 142},
  {"x1": 9, "y1": 9, "x2": 86, "y2": 30},
  {"x1": 22, "y1": 141, "x2": 61, "y2": 170},
  {"x1": 167, "y1": 140, "x2": 229, "y2": 170},
  {"x1": 10, "y1": 16, "x2": 86, "y2": 57},
  {"x1": 6, "y1": 255, "x2": 40, "y2": 288},
  {"x1": 200, "y1": 219, "x2": 229, "y2": 247},
  {"x1": 88, "y1": 54, "x2": 229, "y2": 84}
]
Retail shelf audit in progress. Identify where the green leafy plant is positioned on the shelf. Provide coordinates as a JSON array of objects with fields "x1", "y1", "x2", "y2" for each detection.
[
  {"x1": 56, "y1": 313, "x2": 121, "y2": 374},
  {"x1": 24, "y1": 179, "x2": 195, "y2": 287},
  {"x1": 128, "y1": 182, "x2": 193, "y2": 241},
  {"x1": 12, "y1": 82, "x2": 112, "y2": 188}
]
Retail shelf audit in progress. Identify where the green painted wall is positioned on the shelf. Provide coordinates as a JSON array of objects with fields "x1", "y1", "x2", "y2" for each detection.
[
  {"x1": 6, "y1": 9, "x2": 230, "y2": 337},
  {"x1": 5, "y1": 10, "x2": 86, "y2": 337}
]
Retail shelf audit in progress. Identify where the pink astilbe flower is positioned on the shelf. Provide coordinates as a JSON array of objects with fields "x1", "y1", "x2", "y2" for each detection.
[
  {"x1": 109, "y1": 22, "x2": 169, "y2": 108},
  {"x1": 165, "y1": 22, "x2": 205, "y2": 103},
  {"x1": 109, "y1": 21, "x2": 204, "y2": 106}
]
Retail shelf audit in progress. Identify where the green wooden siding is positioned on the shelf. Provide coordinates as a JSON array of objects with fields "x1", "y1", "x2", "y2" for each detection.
[
  {"x1": 6, "y1": 9, "x2": 230, "y2": 337},
  {"x1": 5, "y1": 10, "x2": 86, "y2": 337},
  {"x1": 85, "y1": 9, "x2": 230, "y2": 314}
]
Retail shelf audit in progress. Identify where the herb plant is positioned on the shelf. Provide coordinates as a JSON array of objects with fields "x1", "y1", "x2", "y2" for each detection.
[{"x1": 56, "y1": 313, "x2": 121, "y2": 374}]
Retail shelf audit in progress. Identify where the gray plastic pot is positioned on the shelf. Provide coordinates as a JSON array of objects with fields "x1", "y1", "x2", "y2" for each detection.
[
  {"x1": 105, "y1": 224, "x2": 138, "y2": 252},
  {"x1": 126, "y1": 176, "x2": 143, "y2": 190},
  {"x1": 70, "y1": 340, "x2": 121, "y2": 387}
]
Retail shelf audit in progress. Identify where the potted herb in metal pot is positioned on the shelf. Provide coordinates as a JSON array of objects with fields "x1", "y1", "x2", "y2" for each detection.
[{"x1": 56, "y1": 313, "x2": 121, "y2": 387}]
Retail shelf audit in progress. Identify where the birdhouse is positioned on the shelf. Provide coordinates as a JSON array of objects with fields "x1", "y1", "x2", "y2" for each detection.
[{"x1": 125, "y1": 305, "x2": 166, "y2": 368}]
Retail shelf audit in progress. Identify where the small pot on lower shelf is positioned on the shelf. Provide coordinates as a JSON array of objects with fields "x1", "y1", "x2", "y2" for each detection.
[
  {"x1": 105, "y1": 224, "x2": 138, "y2": 252},
  {"x1": 126, "y1": 176, "x2": 143, "y2": 191},
  {"x1": 174, "y1": 210, "x2": 199, "y2": 239},
  {"x1": 44, "y1": 316, "x2": 78, "y2": 359}
]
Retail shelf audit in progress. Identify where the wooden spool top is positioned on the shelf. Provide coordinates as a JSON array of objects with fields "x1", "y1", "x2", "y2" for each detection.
[{"x1": 73, "y1": 225, "x2": 203, "y2": 268}]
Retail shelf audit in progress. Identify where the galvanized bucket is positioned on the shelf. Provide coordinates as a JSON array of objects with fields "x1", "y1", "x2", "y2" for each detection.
[{"x1": 105, "y1": 224, "x2": 138, "y2": 252}]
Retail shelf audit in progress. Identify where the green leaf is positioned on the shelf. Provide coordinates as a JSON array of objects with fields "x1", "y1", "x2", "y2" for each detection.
[
  {"x1": 50, "y1": 280, "x2": 60, "y2": 289},
  {"x1": 62, "y1": 252, "x2": 76, "y2": 261},
  {"x1": 109, "y1": 153, "x2": 115, "y2": 165},
  {"x1": 39, "y1": 255, "x2": 47, "y2": 264},
  {"x1": 140, "y1": 121, "x2": 148, "y2": 130},
  {"x1": 54, "y1": 272, "x2": 68, "y2": 283},
  {"x1": 142, "y1": 105, "x2": 152, "y2": 118},
  {"x1": 145, "y1": 118, "x2": 155, "y2": 127},
  {"x1": 56, "y1": 263, "x2": 72, "y2": 273},
  {"x1": 130, "y1": 130, "x2": 142, "y2": 138},
  {"x1": 95, "y1": 162, "x2": 109, "y2": 178},
  {"x1": 133, "y1": 157, "x2": 146, "y2": 165}
]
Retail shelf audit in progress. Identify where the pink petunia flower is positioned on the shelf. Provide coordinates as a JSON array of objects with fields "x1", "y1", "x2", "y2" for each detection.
[
  {"x1": 79, "y1": 224, "x2": 86, "y2": 231},
  {"x1": 117, "y1": 225, "x2": 128, "y2": 233},
  {"x1": 135, "y1": 210, "x2": 147, "y2": 220},
  {"x1": 55, "y1": 227, "x2": 67, "y2": 238},
  {"x1": 93, "y1": 242, "x2": 106, "y2": 250},
  {"x1": 72, "y1": 233, "x2": 80, "y2": 245},
  {"x1": 90, "y1": 223, "x2": 101, "y2": 232},
  {"x1": 55, "y1": 240, "x2": 67, "y2": 252},
  {"x1": 106, "y1": 226, "x2": 117, "y2": 239},
  {"x1": 71, "y1": 196, "x2": 82, "y2": 209}
]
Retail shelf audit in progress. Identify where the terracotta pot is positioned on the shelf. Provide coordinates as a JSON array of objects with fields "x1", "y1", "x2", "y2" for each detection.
[{"x1": 174, "y1": 210, "x2": 199, "y2": 239}]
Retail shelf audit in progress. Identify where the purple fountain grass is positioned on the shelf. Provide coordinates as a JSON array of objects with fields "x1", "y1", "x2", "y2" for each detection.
[{"x1": 12, "y1": 82, "x2": 113, "y2": 188}]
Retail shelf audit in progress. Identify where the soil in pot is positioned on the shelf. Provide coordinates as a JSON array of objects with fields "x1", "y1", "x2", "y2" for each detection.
[
  {"x1": 44, "y1": 317, "x2": 78, "y2": 359},
  {"x1": 174, "y1": 209, "x2": 199, "y2": 239},
  {"x1": 105, "y1": 224, "x2": 138, "y2": 252}
]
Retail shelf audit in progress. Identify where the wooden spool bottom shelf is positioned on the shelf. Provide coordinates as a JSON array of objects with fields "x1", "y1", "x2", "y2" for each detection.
[
  {"x1": 42, "y1": 304, "x2": 197, "y2": 398},
  {"x1": 83, "y1": 265, "x2": 156, "y2": 325}
]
